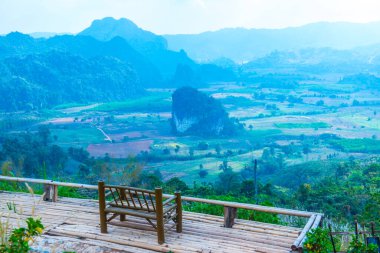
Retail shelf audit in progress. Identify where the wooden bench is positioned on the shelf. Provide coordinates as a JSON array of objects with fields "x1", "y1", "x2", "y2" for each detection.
[{"x1": 98, "y1": 181, "x2": 182, "y2": 244}]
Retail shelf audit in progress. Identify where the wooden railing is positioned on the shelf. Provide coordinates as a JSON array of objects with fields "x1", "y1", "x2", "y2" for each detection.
[{"x1": 0, "y1": 175, "x2": 323, "y2": 252}]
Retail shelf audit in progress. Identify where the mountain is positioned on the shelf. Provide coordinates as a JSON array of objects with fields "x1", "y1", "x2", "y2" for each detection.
[
  {"x1": 79, "y1": 17, "x2": 196, "y2": 79},
  {"x1": 164, "y1": 21, "x2": 380, "y2": 62},
  {"x1": 80, "y1": 17, "x2": 167, "y2": 53},
  {"x1": 238, "y1": 45, "x2": 380, "y2": 79},
  {"x1": 0, "y1": 51, "x2": 141, "y2": 111}
]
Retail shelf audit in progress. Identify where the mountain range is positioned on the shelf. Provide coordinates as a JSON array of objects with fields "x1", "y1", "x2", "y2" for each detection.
[
  {"x1": 0, "y1": 18, "x2": 233, "y2": 110},
  {"x1": 3, "y1": 17, "x2": 380, "y2": 111},
  {"x1": 164, "y1": 21, "x2": 380, "y2": 62}
]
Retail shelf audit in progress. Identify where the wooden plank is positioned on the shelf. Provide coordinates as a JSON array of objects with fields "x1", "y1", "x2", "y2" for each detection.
[{"x1": 0, "y1": 191, "x2": 303, "y2": 253}]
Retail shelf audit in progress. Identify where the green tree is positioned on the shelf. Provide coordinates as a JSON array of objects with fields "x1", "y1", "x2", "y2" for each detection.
[
  {"x1": 215, "y1": 144, "x2": 222, "y2": 156},
  {"x1": 165, "y1": 177, "x2": 188, "y2": 193},
  {"x1": 37, "y1": 125, "x2": 50, "y2": 146},
  {"x1": 216, "y1": 161, "x2": 241, "y2": 194}
]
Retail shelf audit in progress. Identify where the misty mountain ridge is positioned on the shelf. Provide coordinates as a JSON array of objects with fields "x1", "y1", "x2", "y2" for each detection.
[
  {"x1": 29, "y1": 18, "x2": 380, "y2": 63},
  {"x1": 79, "y1": 18, "x2": 380, "y2": 77},
  {"x1": 164, "y1": 21, "x2": 380, "y2": 62}
]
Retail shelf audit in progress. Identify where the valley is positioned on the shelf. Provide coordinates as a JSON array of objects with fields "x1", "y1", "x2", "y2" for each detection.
[{"x1": 4, "y1": 79, "x2": 380, "y2": 187}]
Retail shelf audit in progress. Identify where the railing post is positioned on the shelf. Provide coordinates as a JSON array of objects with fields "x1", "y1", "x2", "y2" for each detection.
[
  {"x1": 328, "y1": 224, "x2": 337, "y2": 253},
  {"x1": 175, "y1": 191, "x2": 182, "y2": 233},
  {"x1": 119, "y1": 189, "x2": 126, "y2": 221},
  {"x1": 224, "y1": 206, "x2": 237, "y2": 228},
  {"x1": 155, "y1": 187, "x2": 165, "y2": 244},
  {"x1": 43, "y1": 184, "x2": 58, "y2": 202},
  {"x1": 98, "y1": 181, "x2": 107, "y2": 233}
]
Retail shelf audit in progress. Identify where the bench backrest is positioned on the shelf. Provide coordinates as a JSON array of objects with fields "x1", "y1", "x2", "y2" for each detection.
[{"x1": 99, "y1": 182, "x2": 161, "y2": 213}]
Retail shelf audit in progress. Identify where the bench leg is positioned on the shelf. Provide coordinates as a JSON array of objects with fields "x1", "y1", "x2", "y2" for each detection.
[
  {"x1": 157, "y1": 221, "x2": 165, "y2": 244},
  {"x1": 100, "y1": 212, "x2": 107, "y2": 233},
  {"x1": 120, "y1": 214, "x2": 126, "y2": 221}
]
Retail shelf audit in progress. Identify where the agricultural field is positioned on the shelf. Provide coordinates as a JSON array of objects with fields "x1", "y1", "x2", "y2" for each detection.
[{"x1": 3, "y1": 81, "x2": 380, "y2": 185}]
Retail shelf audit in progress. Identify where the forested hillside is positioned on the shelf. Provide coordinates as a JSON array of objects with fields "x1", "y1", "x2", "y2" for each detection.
[
  {"x1": 0, "y1": 32, "x2": 161, "y2": 85},
  {"x1": 0, "y1": 51, "x2": 141, "y2": 110}
]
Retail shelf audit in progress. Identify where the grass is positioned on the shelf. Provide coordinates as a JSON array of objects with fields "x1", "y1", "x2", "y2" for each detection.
[
  {"x1": 50, "y1": 127, "x2": 105, "y2": 147},
  {"x1": 329, "y1": 138, "x2": 380, "y2": 153},
  {"x1": 245, "y1": 129, "x2": 282, "y2": 138},
  {"x1": 53, "y1": 103, "x2": 87, "y2": 110},
  {"x1": 89, "y1": 95, "x2": 171, "y2": 113},
  {"x1": 0, "y1": 182, "x2": 44, "y2": 249},
  {"x1": 275, "y1": 122, "x2": 330, "y2": 129}
]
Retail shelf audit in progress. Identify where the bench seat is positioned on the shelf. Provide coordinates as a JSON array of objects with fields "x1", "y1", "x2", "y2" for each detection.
[{"x1": 98, "y1": 181, "x2": 182, "y2": 244}]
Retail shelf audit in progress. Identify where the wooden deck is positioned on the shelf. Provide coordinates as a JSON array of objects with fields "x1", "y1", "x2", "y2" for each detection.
[{"x1": 0, "y1": 191, "x2": 302, "y2": 253}]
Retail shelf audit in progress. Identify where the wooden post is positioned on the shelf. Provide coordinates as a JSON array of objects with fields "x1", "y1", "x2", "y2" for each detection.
[
  {"x1": 371, "y1": 222, "x2": 375, "y2": 237},
  {"x1": 355, "y1": 219, "x2": 359, "y2": 240},
  {"x1": 362, "y1": 223, "x2": 367, "y2": 242},
  {"x1": 155, "y1": 188, "x2": 165, "y2": 244},
  {"x1": 254, "y1": 159, "x2": 258, "y2": 204},
  {"x1": 119, "y1": 189, "x2": 126, "y2": 221},
  {"x1": 43, "y1": 184, "x2": 58, "y2": 202},
  {"x1": 98, "y1": 181, "x2": 107, "y2": 233},
  {"x1": 224, "y1": 206, "x2": 237, "y2": 228},
  {"x1": 328, "y1": 223, "x2": 337, "y2": 253},
  {"x1": 175, "y1": 191, "x2": 182, "y2": 233}
]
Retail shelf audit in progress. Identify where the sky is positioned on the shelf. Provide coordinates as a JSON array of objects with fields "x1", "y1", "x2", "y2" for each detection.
[{"x1": 1, "y1": 0, "x2": 380, "y2": 35}]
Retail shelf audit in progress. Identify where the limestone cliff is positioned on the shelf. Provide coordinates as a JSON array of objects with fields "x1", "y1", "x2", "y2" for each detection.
[{"x1": 171, "y1": 87, "x2": 235, "y2": 136}]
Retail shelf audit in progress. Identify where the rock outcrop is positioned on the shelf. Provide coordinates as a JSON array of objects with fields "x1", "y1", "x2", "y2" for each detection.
[{"x1": 171, "y1": 87, "x2": 235, "y2": 136}]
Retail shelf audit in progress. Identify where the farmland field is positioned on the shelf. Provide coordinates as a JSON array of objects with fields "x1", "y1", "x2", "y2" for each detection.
[{"x1": 3, "y1": 82, "x2": 380, "y2": 184}]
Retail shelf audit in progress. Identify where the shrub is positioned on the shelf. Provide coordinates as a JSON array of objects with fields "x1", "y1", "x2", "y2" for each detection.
[
  {"x1": 0, "y1": 217, "x2": 44, "y2": 253},
  {"x1": 303, "y1": 227, "x2": 333, "y2": 253},
  {"x1": 347, "y1": 236, "x2": 378, "y2": 253},
  {"x1": 199, "y1": 169, "x2": 208, "y2": 178},
  {"x1": 197, "y1": 142, "x2": 209, "y2": 150}
]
